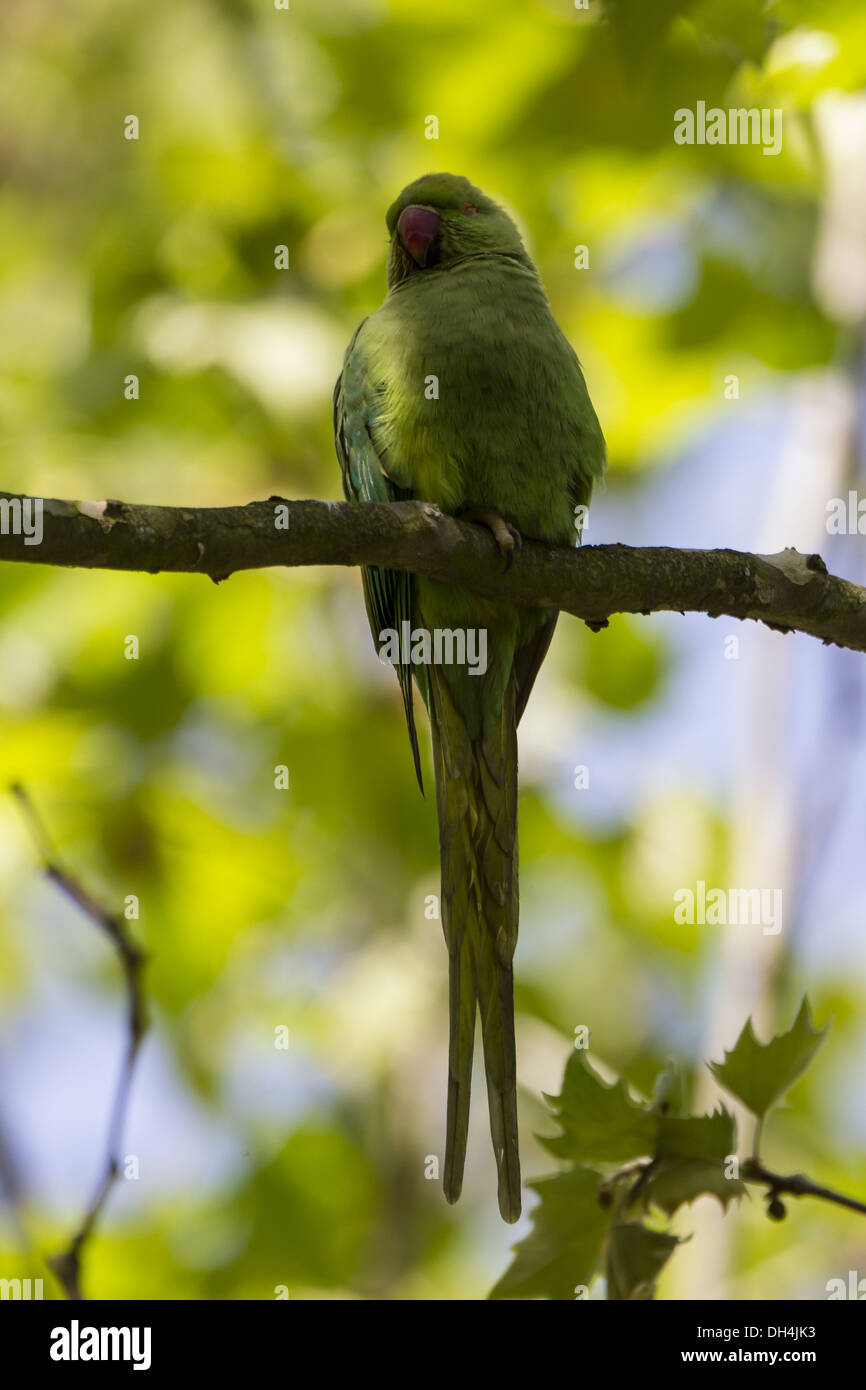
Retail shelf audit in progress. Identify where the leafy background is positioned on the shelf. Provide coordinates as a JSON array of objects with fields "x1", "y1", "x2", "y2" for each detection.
[{"x1": 1, "y1": 0, "x2": 865, "y2": 1298}]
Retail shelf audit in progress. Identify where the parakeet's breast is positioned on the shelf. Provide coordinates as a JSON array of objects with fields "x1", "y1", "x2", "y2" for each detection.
[{"x1": 358, "y1": 257, "x2": 600, "y2": 545}]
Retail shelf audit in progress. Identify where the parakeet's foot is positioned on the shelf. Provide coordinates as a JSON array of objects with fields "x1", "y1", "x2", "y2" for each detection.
[{"x1": 460, "y1": 507, "x2": 522, "y2": 571}]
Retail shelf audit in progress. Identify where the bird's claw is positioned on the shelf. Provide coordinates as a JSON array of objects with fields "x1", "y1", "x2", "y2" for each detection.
[{"x1": 461, "y1": 508, "x2": 522, "y2": 572}]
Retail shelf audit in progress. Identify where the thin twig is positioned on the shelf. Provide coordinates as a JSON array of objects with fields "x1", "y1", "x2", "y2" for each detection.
[
  {"x1": 11, "y1": 783, "x2": 147, "y2": 1300},
  {"x1": 741, "y1": 1158, "x2": 866, "y2": 1218},
  {"x1": 600, "y1": 1154, "x2": 866, "y2": 1220}
]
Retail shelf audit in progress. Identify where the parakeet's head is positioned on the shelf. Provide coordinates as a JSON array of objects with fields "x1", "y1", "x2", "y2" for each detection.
[{"x1": 385, "y1": 173, "x2": 530, "y2": 288}]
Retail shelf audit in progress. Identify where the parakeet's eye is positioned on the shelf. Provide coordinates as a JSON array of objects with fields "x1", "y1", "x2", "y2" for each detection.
[{"x1": 461, "y1": 202, "x2": 478, "y2": 216}]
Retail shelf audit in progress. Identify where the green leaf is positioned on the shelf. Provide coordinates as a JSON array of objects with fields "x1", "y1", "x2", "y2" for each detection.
[
  {"x1": 540, "y1": 1051, "x2": 656, "y2": 1162},
  {"x1": 655, "y1": 1105, "x2": 736, "y2": 1159},
  {"x1": 489, "y1": 1167, "x2": 609, "y2": 1301},
  {"x1": 605, "y1": 1222, "x2": 682, "y2": 1300},
  {"x1": 707, "y1": 997, "x2": 830, "y2": 1120},
  {"x1": 646, "y1": 1154, "x2": 744, "y2": 1215},
  {"x1": 541, "y1": 1056, "x2": 745, "y2": 1215},
  {"x1": 647, "y1": 1106, "x2": 745, "y2": 1214}
]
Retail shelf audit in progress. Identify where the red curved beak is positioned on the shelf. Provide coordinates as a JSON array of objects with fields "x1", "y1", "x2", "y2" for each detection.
[{"x1": 397, "y1": 205, "x2": 441, "y2": 267}]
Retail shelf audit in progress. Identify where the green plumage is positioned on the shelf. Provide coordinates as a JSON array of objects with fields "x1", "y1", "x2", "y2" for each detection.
[{"x1": 334, "y1": 173, "x2": 605, "y2": 1221}]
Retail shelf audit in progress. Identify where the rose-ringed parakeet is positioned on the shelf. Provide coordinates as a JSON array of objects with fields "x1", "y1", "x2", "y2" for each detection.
[{"x1": 334, "y1": 173, "x2": 605, "y2": 1222}]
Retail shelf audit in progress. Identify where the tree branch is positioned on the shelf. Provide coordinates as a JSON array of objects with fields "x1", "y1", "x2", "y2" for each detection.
[
  {"x1": 11, "y1": 783, "x2": 147, "y2": 1301},
  {"x1": 1, "y1": 491, "x2": 865, "y2": 652}
]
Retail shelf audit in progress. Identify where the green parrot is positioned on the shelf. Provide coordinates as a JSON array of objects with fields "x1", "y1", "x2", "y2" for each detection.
[{"x1": 334, "y1": 173, "x2": 605, "y2": 1222}]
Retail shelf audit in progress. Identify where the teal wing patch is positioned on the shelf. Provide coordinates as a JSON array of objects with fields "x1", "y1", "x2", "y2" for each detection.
[{"x1": 334, "y1": 323, "x2": 423, "y2": 789}]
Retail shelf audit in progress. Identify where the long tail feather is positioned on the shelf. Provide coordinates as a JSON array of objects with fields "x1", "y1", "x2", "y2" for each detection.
[
  {"x1": 430, "y1": 666, "x2": 521, "y2": 1222},
  {"x1": 443, "y1": 930, "x2": 475, "y2": 1204}
]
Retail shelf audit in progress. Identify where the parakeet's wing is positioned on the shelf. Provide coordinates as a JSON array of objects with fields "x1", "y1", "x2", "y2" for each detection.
[
  {"x1": 334, "y1": 323, "x2": 423, "y2": 788},
  {"x1": 566, "y1": 349, "x2": 607, "y2": 529},
  {"x1": 513, "y1": 615, "x2": 558, "y2": 727},
  {"x1": 514, "y1": 345, "x2": 606, "y2": 727}
]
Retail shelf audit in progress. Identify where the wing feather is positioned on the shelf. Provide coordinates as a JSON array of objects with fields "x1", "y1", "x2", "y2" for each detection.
[{"x1": 334, "y1": 326, "x2": 423, "y2": 789}]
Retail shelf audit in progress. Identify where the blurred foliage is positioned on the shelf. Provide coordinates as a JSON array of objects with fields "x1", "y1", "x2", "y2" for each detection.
[
  {"x1": 493, "y1": 999, "x2": 829, "y2": 1299},
  {"x1": 0, "y1": 0, "x2": 865, "y2": 1300}
]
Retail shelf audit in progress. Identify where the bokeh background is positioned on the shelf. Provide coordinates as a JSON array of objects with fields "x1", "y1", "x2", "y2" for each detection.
[{"x1": 1, "y1": 0, "x2": 865, "y2": 1299}]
